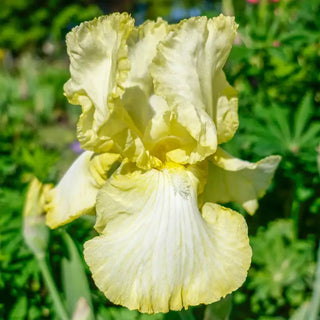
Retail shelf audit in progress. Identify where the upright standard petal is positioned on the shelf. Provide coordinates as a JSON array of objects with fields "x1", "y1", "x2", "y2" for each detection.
[
  {"x1": 64, "y1": 13, "x2": 134, "y2": 152},
  {"x1": 46, "y1": 151, "x2": 120, "y2": 228},
  {"x1": 84, "y1": 165, "x2": 251, "y2": 313},
  {"x1": 115, "y1": 18, "x2": 170, "y2": 169},
  {"x1": 150, "y1": 15, "x2": 238, "y2": 161},
  {"x1": 122, "y1": 18, "x2": 168, "y2": 134},
  {"x1": 204, "y1": 148, "x2": 281, "y2": 214}
]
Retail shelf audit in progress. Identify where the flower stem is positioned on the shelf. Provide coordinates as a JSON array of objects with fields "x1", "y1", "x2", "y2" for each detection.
[
  {"x1": 222, "y1": 0, "x2": 234, "y2": 16},
  {"x1": 38, "y1": 256, "x2": 69, "y2": 320}
]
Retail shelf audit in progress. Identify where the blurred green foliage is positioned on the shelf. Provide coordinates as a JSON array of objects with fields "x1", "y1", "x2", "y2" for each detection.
[
  {"x1": 0, "y1": 0, "x2": 102, "y2": 53},
  {"x1": 249, "y1": 220, "x2": 315, "y2": 315},
  {"x1": 0, "y1": 0, "x2": 319, "y2": 319}
]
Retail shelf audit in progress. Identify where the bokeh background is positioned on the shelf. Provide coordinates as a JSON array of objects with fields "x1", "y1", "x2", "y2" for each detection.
[{"x1": 1, "y1": 0, "x2": 320, "y2": 319}]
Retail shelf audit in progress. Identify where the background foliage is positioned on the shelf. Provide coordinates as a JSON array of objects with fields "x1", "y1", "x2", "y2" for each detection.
[{"x1": 0, "y1": 0, "x2": 319, "y2": 319}]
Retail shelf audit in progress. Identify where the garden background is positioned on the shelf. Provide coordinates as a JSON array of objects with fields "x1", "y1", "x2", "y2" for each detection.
[{"x1": 0, "y1": 0, "x2": 319, "y2": 319}]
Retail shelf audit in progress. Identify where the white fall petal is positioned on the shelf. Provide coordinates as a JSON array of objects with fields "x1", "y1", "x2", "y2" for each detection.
[{"x1": 84, "y1": 166, "x2": 251, "y2": 313}]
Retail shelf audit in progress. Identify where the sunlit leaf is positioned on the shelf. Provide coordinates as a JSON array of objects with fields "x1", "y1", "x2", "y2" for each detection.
[{"x1": 61, "y1": 231, "x2": 94, "y2": 320}]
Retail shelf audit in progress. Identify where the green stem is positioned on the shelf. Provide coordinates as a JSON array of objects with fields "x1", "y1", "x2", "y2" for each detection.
[
  {"x1": 222, "y1": 0, "x2": 234, "y2": 16},
  {"x1": 308, "y1": 242, "x2": 320, "y2": 320},
  {"x1": 38, "y1": 256, "x2": 69, "y2": 320}
]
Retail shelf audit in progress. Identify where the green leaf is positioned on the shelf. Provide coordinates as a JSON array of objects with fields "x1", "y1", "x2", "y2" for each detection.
[
  {"x1": 269, "y1": 105, "x2": 292, "y2": 147},
  {"x1": 204, "y1": 296, "x2": 232, "y2": 320},
  {"x1": 289, "y1": 301, "x2": 310, "y2": 320},
  {"x1": 61, "y1": 231, "x2": 94, "y2": 320},
  {"x1": 178, "y1": 309, "x2": 196, "y2": 320},
  {"x1": 96, "y1": 307, "x2": 161, "y2": 320},
  {"x1": 248, "y1": 220, "x2": 315, "y2": 315},
  {"x1": 306, "y1": 242, "x2": 320, "y2": 320},
  {"x1": 298, "y1": 123, "x2": 320, "y2": 146},
  {"x1": 9, "y1": 295, "x2": 27, "y2": 320},
  {"x1": 140, "y1": 313, "x2": 165, "y2": 320},
  {"x1": 293, "y1": 92, "x2": 313, "y2": 141}
]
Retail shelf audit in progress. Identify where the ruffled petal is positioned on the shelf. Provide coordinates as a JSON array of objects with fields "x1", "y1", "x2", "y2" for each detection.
[
  {"x1": 84, "y1": 165, "x2": 251, "y2": 313},
  {"x1": 150, "y1": 15, "x2": 238, "y2": 161},
  {"x1": 113, "y1": 18, "x2": 170, "y2": 169},
  {"x1": 213, "y1": 71, "x2": 239, "y2": 144},
  {"x1": 46, "y1": 151, "x2": 120, "y2": 228},
  {"x1": 64, "y1": 13, "x2": 134, "y2": 152},
  {"x1": 122, "y1": 19, "x2": 168, "y2": 134},
  {"x1": 204, "y1": 148, "x2": 281, "y2": 214},
  {"x1": 143, "y1": 95, "x2": 209, "y2": 164}
]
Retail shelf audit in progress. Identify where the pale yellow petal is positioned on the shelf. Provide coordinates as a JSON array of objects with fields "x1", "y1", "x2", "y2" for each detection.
[
  {"x1": 23, "y1": 178, "x2": 52, "y2": 258},
  {"x1": 213, "y1": 72, "x2": 239, "y2": 144},
  {"x1": 204, "y1": 148, "x2": 281, "y2": 214},
  {"x1": 84, "y1": 166, "x2": 251, "y2": 313},
  {"x1": 64, "y1": 13, "x2": 134, "y2": 152},
  {"x1": 122, "y1": 19, "x2": 169, "y2": 134},
  {"x1": 23, "y1": 178, "x2": 53, "y2": 218},
  {"x1": 46, "y1": 151, "x2": 120, "y2": 228},
  {"x1": 143, "y1": 95, "x2": 209, "y2": 164},
  {"x1": 121, "y1": 18, "x2": 213, "y2": 165},
  {"x1": 150, "y1": 15, "x2": 238, "y2": 160},
  {"x1": 112, "y1": 18, "x2": 169, "y2": 169}
]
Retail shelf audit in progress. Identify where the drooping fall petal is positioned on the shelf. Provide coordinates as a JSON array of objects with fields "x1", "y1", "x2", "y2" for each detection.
[{"x1": 84, "y1": 165, "x2": 251, "y2": 313}]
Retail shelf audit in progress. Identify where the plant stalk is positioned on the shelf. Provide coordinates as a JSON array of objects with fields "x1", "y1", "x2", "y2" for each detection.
[{"x1": 222, "y1": 0, "x2": 234, "y2": 16}]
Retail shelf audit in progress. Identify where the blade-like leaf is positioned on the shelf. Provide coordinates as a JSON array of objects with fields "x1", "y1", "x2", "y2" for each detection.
[
  {"x1": 204, "y1": 296, "x2": 232, "y2": 320},
  {"x1": 289, "y1": 301, "x2": 310, "y2": 320},
  {"x1": 307, "y1": 242, "x2": 320, "y2": 320},
  {"x1": 178, "y1": 310, "x2": 196, "y2": 320},
  {"x1": 61, "y1": 231, "x2": 94, "y2": 320},
  {"x1": 270, "y1": 105, "x2": 292, "y2": 147},
  {"x1": 294, "y1": 92, "x2": 313, "y2": 142},
  {"x1": 299, "y1": 123, "x2": 320, "y2": 146}
]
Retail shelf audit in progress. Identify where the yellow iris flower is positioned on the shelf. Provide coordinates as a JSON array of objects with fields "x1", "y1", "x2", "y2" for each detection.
[{"x1": 45, "y1": 13, "x2": 280, "y2": 313}]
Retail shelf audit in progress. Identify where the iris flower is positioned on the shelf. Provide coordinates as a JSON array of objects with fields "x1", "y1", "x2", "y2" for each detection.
[{"x1": 45, "y1": 13, "x2": 280, "y2": 313}]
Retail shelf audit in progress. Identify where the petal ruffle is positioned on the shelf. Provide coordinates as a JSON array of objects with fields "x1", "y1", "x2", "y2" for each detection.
[
  {"x1": 64, "y1": 13, "x2": 134, "y2": 152},
  {"x1": 46, "y1": 151, "x2": 120, "y2": 228},
  {"x1": 150, "y1": 15, "x2": 238, "y2": 161},
  {"x1": 143, "y1": 94, "x2": 210, "y2": 164},
  {"x1": 204, "y1": 148, "x2": 281, "y2": 214},
  {"x1": 122, "y1": 18, "x2": 168, "y2": 134},
  {"x1": 84, "y1": 166, "x2": 251, "y2": 313},
  {"x1": 213, "y1": 71, "x2": 239, "y2": 144}
]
